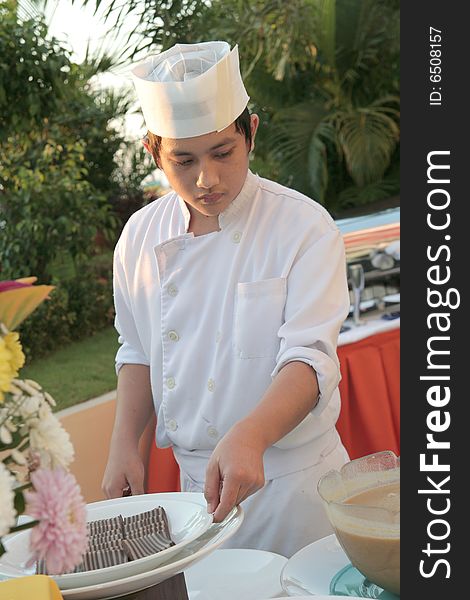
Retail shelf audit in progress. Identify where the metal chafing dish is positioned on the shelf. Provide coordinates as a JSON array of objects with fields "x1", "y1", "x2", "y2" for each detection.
[{"x1": 336, "y1": 207, "x2": 400, "y2": 327}]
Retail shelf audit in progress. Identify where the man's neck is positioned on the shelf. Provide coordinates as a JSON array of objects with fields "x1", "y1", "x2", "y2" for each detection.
[{"x1": 187, "y1": 209, "x2": 220, "y2": 236}]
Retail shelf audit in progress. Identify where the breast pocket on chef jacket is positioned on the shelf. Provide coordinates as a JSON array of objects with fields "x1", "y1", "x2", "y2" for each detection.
[{"x1": 234, "y1": 277, "x2": 287, "y2": 359}]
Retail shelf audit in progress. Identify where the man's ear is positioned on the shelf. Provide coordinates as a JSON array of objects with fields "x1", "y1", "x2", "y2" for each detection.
[
  {"x1": 250, "y1": 114, "x2": 260, "y2": 152},
  {"x1": 142, "y1": 137, "x2": 151, "y2": 154}
]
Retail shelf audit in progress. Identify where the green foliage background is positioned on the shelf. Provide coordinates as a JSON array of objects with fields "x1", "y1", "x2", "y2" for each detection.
[{"x1": 0, "y1": 0, "x2": 153, "y2": 359}]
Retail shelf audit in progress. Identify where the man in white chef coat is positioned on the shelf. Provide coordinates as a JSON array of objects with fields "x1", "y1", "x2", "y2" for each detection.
[{"x1": 102, "y1": 41, "x2": 350, "y2": 557}]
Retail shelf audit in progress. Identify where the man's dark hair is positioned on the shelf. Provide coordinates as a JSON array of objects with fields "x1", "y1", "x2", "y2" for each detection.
[{"x1": 145, "y1": 107, "x2": 252, "y2": 167}]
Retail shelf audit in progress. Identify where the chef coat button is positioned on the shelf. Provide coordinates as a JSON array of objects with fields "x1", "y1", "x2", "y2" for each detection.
[
  {"x1": 168, "y1": 330, "x2": 180, "y2": 342},
  {"x1": 215, "y1": 331, "x2": 222, "y2": 343},
  {"x1": 167, "y1": 284, "x2": 179, "y2": 297},
  {"x1": 166, "y1": 377, "x2": 176, "y2": 389},
  {"x1": 232, "y1": 231, "x2": 242, "y2": 244},
  {"x1": 168, "y1": 419, "x2": 178, "y2": 431},
  {"x1": 207, "y1": 426, "x2": 219, "y2": 439},
  {"x1": 207, "y1": 378, "x2": 215, "y2": 392}
]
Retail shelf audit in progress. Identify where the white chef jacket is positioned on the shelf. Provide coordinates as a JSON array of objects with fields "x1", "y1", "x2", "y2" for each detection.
[{"x1": 114, "y1": 170, "x2": 350, "y2": 484}]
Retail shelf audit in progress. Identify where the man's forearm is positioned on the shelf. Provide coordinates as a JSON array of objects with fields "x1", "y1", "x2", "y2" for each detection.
[
  {"x1": 237, "y1": 361, "x2": 320, "y2": 451},
  {"x1": 111, "y1": 364, "x2": 155, "y2": 446}
]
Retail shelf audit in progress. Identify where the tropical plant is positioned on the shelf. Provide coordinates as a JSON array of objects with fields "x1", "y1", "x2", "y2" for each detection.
[
  {"x1": 0, "y1": 1, "x2": 140, "y2": 280},
  {"x1": 267, "y1": 0, "x2": 400, "y2": 209},
  {"x1": 0, "y1": 127, "x2": 116, "y2": 282}
]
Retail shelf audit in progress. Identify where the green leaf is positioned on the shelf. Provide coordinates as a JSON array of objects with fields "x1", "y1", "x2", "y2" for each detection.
[
  {"x1": 307, "y1": 134, "x2": 328, "y2": 204},
  {"x1": 14, "y1": 489, "x2": 26, "y2": 515},
  {"x1": 336, "y1": 100, "x2": 399, "y2": 186}
]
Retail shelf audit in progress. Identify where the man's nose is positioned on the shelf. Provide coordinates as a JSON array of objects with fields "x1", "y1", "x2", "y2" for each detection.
[{"x1": 196, "y1": 162, "x2": 220, "y2": 189}]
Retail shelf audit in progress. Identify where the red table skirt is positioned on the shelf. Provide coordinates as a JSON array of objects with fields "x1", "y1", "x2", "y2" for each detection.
[
  {"x1": 336, "y1": 328, "x2": 400, "y2": 460},
  {"x1": 147, "y1": 328, "x2": 400, "y2": 493}
]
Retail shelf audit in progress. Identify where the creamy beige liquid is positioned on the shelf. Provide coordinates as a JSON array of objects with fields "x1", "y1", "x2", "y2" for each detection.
[{"x1": 334, "y1": 482, "x2": 400, "y2": 596}]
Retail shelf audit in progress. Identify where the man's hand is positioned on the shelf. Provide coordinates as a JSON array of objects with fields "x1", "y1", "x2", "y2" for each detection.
[
  {"x1": 102, "y1": 442, "x2": 145, "y2": 498},
  {"x1": 204, "y1": 361, "x2": 320, "y2": 521},
  {"x1": 204, "y1": 421, "x2": 267, "y2": 522},
  {"x1": 102, "y1": 364, "x2": 154, "y2": 498}
]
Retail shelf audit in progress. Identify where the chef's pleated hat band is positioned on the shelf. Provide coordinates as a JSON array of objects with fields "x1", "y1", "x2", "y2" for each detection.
[{"x1": 131, "y1": 41, "x2": 250, "y2": 138}]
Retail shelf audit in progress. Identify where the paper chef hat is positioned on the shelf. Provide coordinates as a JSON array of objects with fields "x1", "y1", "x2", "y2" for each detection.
[{"x1": 131, "y1": 41, "x2": 250, "y2": 138}]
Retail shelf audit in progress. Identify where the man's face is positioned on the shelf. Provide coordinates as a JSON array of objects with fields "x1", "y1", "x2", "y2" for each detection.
[{"x1": 159, "y1": 115, "x2": 259, "y2": 218}]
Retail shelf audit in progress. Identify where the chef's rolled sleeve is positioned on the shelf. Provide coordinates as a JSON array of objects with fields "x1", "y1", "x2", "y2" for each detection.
[
  {"x1": 271, "y1": 227, "x2": 350, "y2": 415},
  {"x1": 115, "y1": 334, "x2": 149, "y2": 375},
  {"x1": 113, "y1": 242, "x2": 149, "y2": 374}
]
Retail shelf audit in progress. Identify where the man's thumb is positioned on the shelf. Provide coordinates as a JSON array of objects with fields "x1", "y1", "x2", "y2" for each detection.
[{"x1": 204, "y1": 461, "x2": 221, "y2": 513}]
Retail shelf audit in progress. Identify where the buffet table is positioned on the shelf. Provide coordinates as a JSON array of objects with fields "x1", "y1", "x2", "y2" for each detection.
[{"x1": 146, "y1": 320, "x2": 400, "y2": 493}]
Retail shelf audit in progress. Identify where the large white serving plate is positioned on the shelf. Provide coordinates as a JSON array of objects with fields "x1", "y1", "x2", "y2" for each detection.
[
  {"x1": 184, "y1": 549, "x2": 287, "y2": 600},
  {"x1": 1, "y1": 493, "x2": 213, "y2": 590},
  {"x1": 280, "y1": 534, "x2": 349, "y2": 596},
  {"x1": 60, "y1": 500, "x2": 244, "y2": 600}
]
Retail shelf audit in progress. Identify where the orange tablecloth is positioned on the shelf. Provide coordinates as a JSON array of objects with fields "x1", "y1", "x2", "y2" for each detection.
[
  {"x1": 147, "y1": 327, "x2": 400, "y2": 492},
  {"x1": 336, "y1": 328, "x2": 400, "y2": 460},
  {"x1": 147, "y1": 446, "x2": 180, "y2": 493}
]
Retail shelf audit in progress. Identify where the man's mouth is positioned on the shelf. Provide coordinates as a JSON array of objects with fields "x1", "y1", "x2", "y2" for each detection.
[{"x1": 198, "y1": 193, "x2": 223, "y2": 204}]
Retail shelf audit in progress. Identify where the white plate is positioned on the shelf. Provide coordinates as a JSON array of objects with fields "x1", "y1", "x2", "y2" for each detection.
[
  {"x1": 185, "y1": 549, "x2": 287, "y2": 600},
  {"x1": 1, "y1": 493, "x2": 213, "y2": 590},
  {"x1": 59, "y1": 499, "x2": 244, "y2": 600},
  {"x1": 280, "y1": 534, "x2": 349, "y2": 596},
  {"x1": 382, "y1": 293, "x2": 400, "y2": 304}
]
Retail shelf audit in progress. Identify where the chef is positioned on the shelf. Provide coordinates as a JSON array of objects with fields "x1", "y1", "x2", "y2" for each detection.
[{"x1": 102, "y1": 41, "x2": 350, "y2": 557}]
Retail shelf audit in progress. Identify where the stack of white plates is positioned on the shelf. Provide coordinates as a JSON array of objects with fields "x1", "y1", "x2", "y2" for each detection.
[
  {"x1": 0, "y1": 492, "x2": 244, "y2": 600},
  {"x1": 279, "y1": 534, "x2": 370, "y2": 598},
  {"x1": 280, "y1": 534, "x2": 348, "y2": 596},
  {"x1": 184, "y1": 548, "x2": 287, "y2": 599}
]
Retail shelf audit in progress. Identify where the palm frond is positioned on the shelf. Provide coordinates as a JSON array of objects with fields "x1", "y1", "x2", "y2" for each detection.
[
  {"x1": 268, "y1": 102, "x2": 332, "y2": 199},
  {"x1": 334, "y1": 99, "x2": 399, "y2": 187},
  {"x1": 337, "y1": 175, "x2": 399, "y2": 208},
  {"x1": 307, "y1": 134, "x2": 328, "y2": 203},
  {"x1": 335, "y1": 0, "x2": 399, "y2": 97},
  {"x1": 316, "y1": 0, "x2": 337, "y2": 69}
]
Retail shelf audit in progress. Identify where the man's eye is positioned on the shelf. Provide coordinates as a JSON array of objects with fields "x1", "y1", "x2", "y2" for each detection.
[
  {"x1": 215, "y1": 150, "x2": 233, "y2": 159},
  {"x1": 175, "y1": 159, "x2": 193, "y2": 166}
]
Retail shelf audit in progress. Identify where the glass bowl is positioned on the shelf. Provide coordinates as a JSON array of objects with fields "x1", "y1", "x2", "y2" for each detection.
[{"x1": 317, "y1": 450, "x2": 400, "y2": 596}]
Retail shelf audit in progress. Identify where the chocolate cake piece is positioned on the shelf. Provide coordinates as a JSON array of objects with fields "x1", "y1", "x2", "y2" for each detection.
[
  {"x1": 36, "y1": 558, "x2": 47, "y2": 575},
  {"x1": 81, "y1": 548, "x2": 128, "y2": 571},
  {"x1": 87, "y1": 531, "x2": 124, "y2": 547},
  {"x1": 86, "y1": 538, "x2": 125, "y2": 552},
  {"x1": 37, "y1": 506, "x2": 175, "y2": 574},
  {"x1": 122, "y1": 532, "x2": 174, "y2": 560},
  {"x1": 123, "y1": 506, "x2": 172, "y2": 538},
  {"x1": 87, "y1": 515, "x2": 124, "y2": 536}
]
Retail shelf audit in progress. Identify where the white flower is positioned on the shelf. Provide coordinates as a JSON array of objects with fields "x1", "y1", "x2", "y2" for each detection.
[
  {"x1": 29, "y1": 413, "x2": 74, "y2": 469},
  {"x1": 11, "y1": 379, "x2": 40, "y2": 397},
  {"x1": 5, "y1": 419, "x2": 17, "y2": 433},
  {"x1": 24, "y1": 379, "x2": 42, "y2": 391},
  {"x1": 0, "y1": 463, "x2": 17, "y2": 537},
  {"x1": 10, "y1": 449, "x2": 27, "y2": 465},
  {"x1": 44, "y1": 392, "x2": 56, "y2": 407},
  {"x1": 18, "y1": 395, "x2": 41, "y2": 419},
  {"x1": 0, "y1": 424, "x2": 12, "y2": 445}
]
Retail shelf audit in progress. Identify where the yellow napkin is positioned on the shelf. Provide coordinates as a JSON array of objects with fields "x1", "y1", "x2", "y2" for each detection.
[{"x1": 0, "y1": 575, "x2": 63, "y2": 599}]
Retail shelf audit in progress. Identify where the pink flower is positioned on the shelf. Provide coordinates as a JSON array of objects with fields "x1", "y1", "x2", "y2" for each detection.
[
  {"x1": 0, "y1": 280, "x2": 30, "y2": 293},
  {"x1": 25, "y1": 468, "x2": 88, "y2": 575}
]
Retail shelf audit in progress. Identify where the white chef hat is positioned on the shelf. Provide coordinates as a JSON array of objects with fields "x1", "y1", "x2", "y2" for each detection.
[{"x1": 131, "y1": 41, "x2": 250, "y2": 138}]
